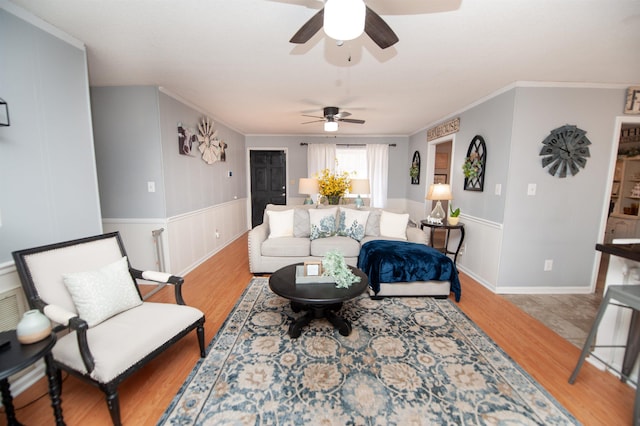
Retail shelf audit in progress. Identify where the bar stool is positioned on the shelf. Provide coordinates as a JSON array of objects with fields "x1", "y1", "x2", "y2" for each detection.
[{"x1": 569, "y1": 285, "x2": 640, "y2": 425}]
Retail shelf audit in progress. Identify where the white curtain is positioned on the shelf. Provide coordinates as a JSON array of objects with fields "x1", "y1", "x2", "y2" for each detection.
[
  {"x1": 367, "y1": 144, "x2": 389, "y2": 208},
  {"x1": 307, "y1": 144, "x2": 337, "y2": 177}
]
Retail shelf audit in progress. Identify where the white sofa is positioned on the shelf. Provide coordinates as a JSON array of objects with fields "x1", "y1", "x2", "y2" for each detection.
[{"x1": 248, "y1": 203, "x2": 426, "y2": 274}]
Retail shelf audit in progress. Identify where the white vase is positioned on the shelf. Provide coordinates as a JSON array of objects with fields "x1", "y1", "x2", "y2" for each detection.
[
  {"x1": 16, "y1": 309, "x2": 52, "y2": 344},
  {"x1": 448, "y1": 216, "x2": 460, "y2": 226}
]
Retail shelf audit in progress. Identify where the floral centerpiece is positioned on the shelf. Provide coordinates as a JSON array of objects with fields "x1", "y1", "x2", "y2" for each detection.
[
  {"x1": 322, "y1": 250, "x2": 361, "y2": 289},
  {"x1": 317, "y1": 168, "x2": 351, "y2": 205}
]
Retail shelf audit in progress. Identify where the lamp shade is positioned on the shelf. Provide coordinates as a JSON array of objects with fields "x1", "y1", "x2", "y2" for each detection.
[
  {"x1": 324, "y1": 120, "x2": 338, "y2": 132},
  {"x1": 299, "y1": 178, "x2": 319, "y2": 195},
  {"x1": 427, "y1": 184, "x2": 453, "y2": 201},
  {"x1": 350, "y1": 179, "x2": 370, "y2": 194},
  {"x1": 324, "y1": 0, "x2": 366, "y2": 41}
]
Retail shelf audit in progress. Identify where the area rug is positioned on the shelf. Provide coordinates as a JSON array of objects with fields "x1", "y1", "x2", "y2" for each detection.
[{"x1": 159, "y1": 278, "x2": 578, "y2": 425}]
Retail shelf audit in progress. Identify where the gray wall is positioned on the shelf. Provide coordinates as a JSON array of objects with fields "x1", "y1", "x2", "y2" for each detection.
[
  {"x1": 499, "y1": 86, "x2": 624, "y2": 288},
  {"x1": 245, "y1": 135, "x2": 409, "y2": 199},
  {"x1": 91, "y1": 87, "x2": 247, "y2": 219},
  {"x1": 411, "y1": 85, "x2": 626, "y2": 291},
  {"x1": 408, "y1": 89, "x2": 516, "y2": 223},
  {"x1": 91, "y1": 86, "x2": 166, "y2": 218},
  {"x1": 159, "y1": 92, "x2": 246, "y2": 217},
  {"x1": 0, "y1": 7, "x2": 102, "y2": 263}
]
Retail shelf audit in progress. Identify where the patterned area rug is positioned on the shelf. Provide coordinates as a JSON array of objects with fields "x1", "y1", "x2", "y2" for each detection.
[{"x1": 159, "y1": 278, "x2": 578, "y2": 425}]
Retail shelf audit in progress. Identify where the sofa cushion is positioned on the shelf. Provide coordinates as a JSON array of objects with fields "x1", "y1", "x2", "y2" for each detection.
[
  {"x1": 380, "y1": 211, "x2": 409, "y2": 240},
  {"x1": 337, "y1": 208, "x2": 370, "y2": 241},
  {"x1": 266, "y1": 209, "x2": 294, "y2": 238},
  {"x1": 309, "y1": 207, "x2": 338, "y2": 240},
  {"x1": 310, "y1": 236, "x2": 360, "y2": 257},
  {"x1": 262, "y1": 237, "x2": 310, "y2": 257}
]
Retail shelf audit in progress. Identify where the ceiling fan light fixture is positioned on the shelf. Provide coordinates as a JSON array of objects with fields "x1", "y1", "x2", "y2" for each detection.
[
  {"x1": 324, "y1": 120, "x2": 338, "y2": 132},
  {"x1": 324, "y1": 0, "x2": 365, "y2": 42}
]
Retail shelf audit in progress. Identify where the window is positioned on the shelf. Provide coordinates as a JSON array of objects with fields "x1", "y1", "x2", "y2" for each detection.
[
  {"x1": 336, "y1": 146, "x2": 367, "y2": 198},
  {"x1": 336, "y1": 146, "x2": 367, "y2": 179}
]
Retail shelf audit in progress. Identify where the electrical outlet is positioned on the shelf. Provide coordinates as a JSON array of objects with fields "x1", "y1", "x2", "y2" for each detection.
[
  {"x1": 147, "y1": 181, "x2": 156, "y2": 193},
  {"x1": 495, "y1": 184, "x2": 502, "y2": 196},
  {"x1": 544, "y1": 259, "x2": 553, "y2": 271},
  {"x1": 459, "y1": 243, "x2": 466, "y2": 255},
  {"x1": 215, "y1": 230, "x2": 220, "y2": 239}
]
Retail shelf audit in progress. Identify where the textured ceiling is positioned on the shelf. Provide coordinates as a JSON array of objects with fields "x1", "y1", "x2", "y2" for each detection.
[{"x1": 7, "y1": 0, "x2": 640, "y2": 136}]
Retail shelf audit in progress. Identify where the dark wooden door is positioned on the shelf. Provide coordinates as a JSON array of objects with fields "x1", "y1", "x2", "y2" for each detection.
[{"x1": 250, "y1": 150, "x2": 286, "y2": 227}]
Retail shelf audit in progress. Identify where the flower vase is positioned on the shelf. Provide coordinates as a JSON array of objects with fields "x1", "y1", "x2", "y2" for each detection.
[
  {"x1": 327, "y1": 196, "x2": 341, "y2": 205},
  {"x1": 16, "y1": 309, "x2": 52, "y2": 344},
  {"x1": 448, "y1": 216, "x2": 460, "y2": 226}
]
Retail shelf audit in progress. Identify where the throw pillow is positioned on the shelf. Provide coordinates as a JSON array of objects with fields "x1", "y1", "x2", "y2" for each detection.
[
  {"x1": 380, "y1": 211, "x2": 410, "y2": 240},
  {"x1": 266, "y1": 209, "x2": 294, "y2": 238},
  {"x1": 62, "y1": 256, "x2": 142, "y2": 328},
  {"x1": 337, "y1": 208, "x2": 370, "y2": 241},
  {"x1": 293, "y1": 208, "x2": 311, "y2": 238},
  {"x1": 309, "y1": 207, "x2": 338, "y2": 240},
  {"x1": 365, "y1": 209, "x2": 381, "y2": 236}
]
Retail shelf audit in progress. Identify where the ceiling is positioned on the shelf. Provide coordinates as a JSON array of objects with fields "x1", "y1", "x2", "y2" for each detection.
[{"x1": 8, "y1": 0, "x2": 640, "y2": 136}]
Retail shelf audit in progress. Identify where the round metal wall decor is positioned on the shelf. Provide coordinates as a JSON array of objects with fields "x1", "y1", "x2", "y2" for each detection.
[{"x1": 539, "y1": 124, "x2": 591, "y2": 178}]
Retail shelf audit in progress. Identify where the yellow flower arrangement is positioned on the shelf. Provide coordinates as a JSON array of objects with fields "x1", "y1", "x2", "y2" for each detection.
[{"x1": 317, "y1": 168, "x2": 352, "y2": 197}]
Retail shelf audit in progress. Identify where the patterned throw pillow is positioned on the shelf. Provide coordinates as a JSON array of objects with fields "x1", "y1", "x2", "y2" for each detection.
[
  {"x1": 309, "y1": 207, "x2": 338, "y2": 240},
  {"x1": 338, "y1": 208, "x2": 370, "y2": 241},
  {"x1": 62, "y1": 256, "x2": 142, "y2": 327}
]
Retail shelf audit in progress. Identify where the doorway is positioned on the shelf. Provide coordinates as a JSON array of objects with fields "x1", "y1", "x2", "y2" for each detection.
[{"x1": 249, "y1": 150, "x2": 287, "y2": 228}]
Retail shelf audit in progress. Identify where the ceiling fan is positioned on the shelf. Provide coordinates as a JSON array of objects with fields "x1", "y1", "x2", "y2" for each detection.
[
  {"x1": 290, "y1": 0, "x2": 399, "y2": 49},
  {"x1": 302, "y1": 106, "x2": 365, "y2": 132}
]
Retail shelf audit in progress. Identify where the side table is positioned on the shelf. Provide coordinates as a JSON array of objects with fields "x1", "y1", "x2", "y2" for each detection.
[
  {"x1": 0, "y1": 330, "x2": 64, "y2": 426},
  {"x1": 420, "y1": 220, "x2": 465, "y2": 264}
]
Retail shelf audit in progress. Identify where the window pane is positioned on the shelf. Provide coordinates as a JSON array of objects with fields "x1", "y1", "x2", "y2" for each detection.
[{"x1": 336, "y1": 147, "x2": 367, "y2": 179}]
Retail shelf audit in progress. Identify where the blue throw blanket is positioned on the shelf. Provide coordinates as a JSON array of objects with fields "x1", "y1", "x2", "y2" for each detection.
[{"x1": 358, "y1": 240, "x2": 461, "y2": 302}]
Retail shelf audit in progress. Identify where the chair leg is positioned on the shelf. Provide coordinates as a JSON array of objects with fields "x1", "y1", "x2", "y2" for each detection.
[
  {"x1": 569, "y1": 291, "x2": 613, "y2": 384},
  {"x1": 104, "y1": 387, "x2": 121, "y2": 426},
  {"x1": 197, "y1": 324, "x2": 206, "y2": 357}
]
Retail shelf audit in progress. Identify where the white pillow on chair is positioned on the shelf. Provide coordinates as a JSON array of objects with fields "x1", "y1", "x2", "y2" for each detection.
[{"x1": 62, "y1": 256, "x2": 142, "y2": 327}]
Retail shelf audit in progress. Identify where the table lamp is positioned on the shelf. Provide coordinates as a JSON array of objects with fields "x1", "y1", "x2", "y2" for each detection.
[
  {"x1": 299, "y1": 178, "x2": 319, "y2": 205},
  {"x1": 426, "y1": 183, "x2": 452, "y2": 224},
  {"x1": 350, "y1": 179, "x2": 370, "y2": 209}
]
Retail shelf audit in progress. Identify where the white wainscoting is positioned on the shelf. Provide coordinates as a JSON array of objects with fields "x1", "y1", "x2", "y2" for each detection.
[
  {"x1": 455, "y1": 214, "x2": 502, "y2": 292},
  {"x1": 166, "y1": 199, "x2": 248, "y2": 275},
  {"x1": 104, "y1": 199, "x2": 248, "y2": 276}
]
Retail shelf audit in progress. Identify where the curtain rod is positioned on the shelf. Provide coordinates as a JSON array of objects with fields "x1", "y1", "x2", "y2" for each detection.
[{"x1": 300, "y1": 143, "x2": 396, "y2": 147}]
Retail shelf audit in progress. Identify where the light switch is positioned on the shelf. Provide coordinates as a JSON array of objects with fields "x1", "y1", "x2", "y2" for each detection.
[
  {"x1": 495, "y1": 184, "x2": 502, "y2": 196},
  {"x1": 527, "y1": 183, "x2": 536, "y2": 196},
  {"x1": 148, "y1": 181, "x2": 156, "y2": 193}
]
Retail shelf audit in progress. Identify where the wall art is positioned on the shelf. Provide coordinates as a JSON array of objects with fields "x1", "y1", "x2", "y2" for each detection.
[
  {"x1": 177, "y1": 123, "x2": 197, "y2": 156},
  {"x1": 463, "y1": 135, "x2": 486, "y2": 191},
  {"x1": 410, "y1": 150, "x2": 420, "y2": 184},
  {"x1": 197, "y1": 117, "x2": 227, "y2": 164}
]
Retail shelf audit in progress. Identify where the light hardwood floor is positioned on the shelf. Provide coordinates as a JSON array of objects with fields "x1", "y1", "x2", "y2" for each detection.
[{"x1": 3, "y1": 234, "x2": 635, "y2": 425}]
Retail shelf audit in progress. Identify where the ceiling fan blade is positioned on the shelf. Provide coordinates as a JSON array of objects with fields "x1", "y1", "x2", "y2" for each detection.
[
  {"x1": 302, "y1": 119, "x2": 326, "y2": 124},
  {"x1": 338, "y1": 118, "x2": 365, "y2": 124},
  {"x1": 302, "y1": 114, "x2": 325, "y2": 119},
  {"x1": 290, "y1": 8, "x2": 324, "y2": 44},
  {"x1": 335, "y1": 111, "x2": 352, "y2": 119},
  {"x1": 364, "y1": 6, "x2": 399, "y2": 49}
]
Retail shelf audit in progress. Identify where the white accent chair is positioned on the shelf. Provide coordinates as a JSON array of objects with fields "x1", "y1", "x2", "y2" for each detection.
[{"x1": 12, "y1": 232, "x2": 206, "y2": 426}]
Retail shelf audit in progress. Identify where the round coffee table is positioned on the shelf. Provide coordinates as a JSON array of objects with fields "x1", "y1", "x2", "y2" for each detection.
[{"x1": 269, "y1": 264, "x2": 368, "y2": 338}]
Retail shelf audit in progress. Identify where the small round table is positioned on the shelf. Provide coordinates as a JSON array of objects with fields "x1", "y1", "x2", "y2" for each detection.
[
  {"x1": 420, "y1": 220, "x2": 465, "y2": 264},
  {"x1": 0, "y1": 331, "x2": 64, "y2": 426},
  {"x1": 269, "y1": 264, "x2": 368, "y2": 338}
]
